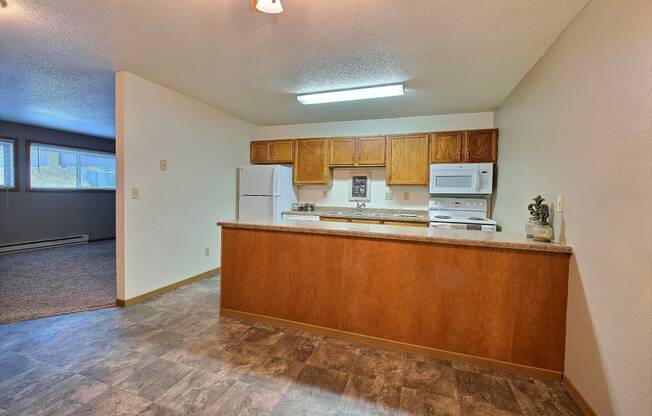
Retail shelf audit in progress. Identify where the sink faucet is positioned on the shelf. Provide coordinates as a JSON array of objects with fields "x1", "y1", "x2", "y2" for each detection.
[{"x1": 356, "y1": 201, "x2": 366, "y2": 212}]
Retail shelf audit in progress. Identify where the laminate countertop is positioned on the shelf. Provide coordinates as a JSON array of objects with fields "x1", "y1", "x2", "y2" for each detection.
[
  {"x1": 217, "y1": 219, "x2": 573, "y2": 254},
  {"x1": 281, "y1": 207, "x2": 429, "y2": 223}
]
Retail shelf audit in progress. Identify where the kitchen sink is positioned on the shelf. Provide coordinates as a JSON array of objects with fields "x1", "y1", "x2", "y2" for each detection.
[{"x1": 324, "y1": 211, "x2": 380, "y2": 217}]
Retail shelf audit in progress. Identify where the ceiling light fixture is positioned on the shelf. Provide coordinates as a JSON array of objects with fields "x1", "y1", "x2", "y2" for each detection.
[
  {"x1": 297, "y1": 84, "x2": 405, "y2": 105},
  {"x1": 0, "y1": 0, "x2": 8, "y2": 9},
  {"x1": 254, "y1": 0, "x2": 283, "y2": 14}
]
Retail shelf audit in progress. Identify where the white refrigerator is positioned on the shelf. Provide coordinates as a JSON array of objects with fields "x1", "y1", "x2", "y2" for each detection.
[{"x1": 238, "y1": 165, "x2": 297, "y2": 220}]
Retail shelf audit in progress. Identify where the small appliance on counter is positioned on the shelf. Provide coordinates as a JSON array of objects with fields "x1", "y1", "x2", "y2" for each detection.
[
  {"x1": 292, "y1": 202, "x2": 316, "y2": 211},
  {"x1": 429, "y1": 197, "x2": 497, "y2": 231},
  {"x1": 238, "y1": 165, "x2": 297, "y2": 220}
]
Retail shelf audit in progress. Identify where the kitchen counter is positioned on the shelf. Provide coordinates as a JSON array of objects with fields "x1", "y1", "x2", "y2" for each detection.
[
  {"x1": 281, "y1": 207, "x2": 429, "y2": 224},
  {"x1": 217, "y1": 218, "x2": 572, "y2": 254},
  {"x1": 218, "y1": 218, "x2": 572, "y2": 378}
]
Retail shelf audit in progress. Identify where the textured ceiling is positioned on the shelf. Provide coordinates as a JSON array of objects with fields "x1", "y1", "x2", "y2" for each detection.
[{"x1": 0, "y1": 0, "x2": 588, "y2": 139}]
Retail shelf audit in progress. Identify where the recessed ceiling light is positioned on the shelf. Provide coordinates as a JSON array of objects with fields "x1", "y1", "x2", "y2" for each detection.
[
  {"x1": 297, "y1": 84, "x2": 405, "y2": 105},
  {"x1": 0, "y1": 0, "x2": 8, "y2": 9},
  {"x1": 255, "y1": 0, "x2": 283, "y2": 14}
]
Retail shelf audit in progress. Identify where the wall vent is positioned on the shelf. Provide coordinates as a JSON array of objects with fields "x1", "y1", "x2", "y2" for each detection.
[{"x1": 0, "y1": 235, "x2": 89, "y2": 254}]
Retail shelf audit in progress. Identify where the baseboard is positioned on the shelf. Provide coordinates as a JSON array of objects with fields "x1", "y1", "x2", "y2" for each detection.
[
  {"x1": 117, "y1": 267, "x2": 220, "y2": 307},
  {"x1": 220, "y1": 308, "x2": 562, "y2": 381},
  {"x1": 563, "y1": 374, "x2": 597, "y2": 416}
]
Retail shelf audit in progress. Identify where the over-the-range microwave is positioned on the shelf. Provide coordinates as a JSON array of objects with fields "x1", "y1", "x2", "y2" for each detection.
[{"x1": 429, "y1": 163, "x2": 494, "y2": 195}]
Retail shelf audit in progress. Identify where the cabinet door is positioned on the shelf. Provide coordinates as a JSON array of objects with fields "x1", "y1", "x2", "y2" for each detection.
[
  {"x1": 430, "y1": 132, "x2": 463, "y2": 163},
  {"x1": 320, "y1": 217, "x2": 350, "y2": 223},
  {"x1": 382, "y1": 220, "x2": 429, "y2": 227},
  {"x1": 356, "y1": 136, "x2": 386, "y2": 166},
  {"x1": 465, "y1": 129, "x2": 498, "y2": 163},
  {"x1": 250, "y1": 141, "x2": 269, "y2": 164},
  {"x1": 269, "y1": 140, "x2": 294, "y2": 163},
  {"x1": 350, "y1": 219, "x2": 382, "y2": 224},
  {"x1": 386, "y1": 134, "x2": 429, "y2": 185},
  {"x1": 329, "y1": 138, "x2": 356, "y2": 166},
  {"x1": 294, "y1": 138, "x2": 332, "y2": 185}
]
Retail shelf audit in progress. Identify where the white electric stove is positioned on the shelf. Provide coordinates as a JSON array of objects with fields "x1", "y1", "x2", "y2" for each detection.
[{"x1": 429, "y1": 197, "x2": 497, "y2": 232}]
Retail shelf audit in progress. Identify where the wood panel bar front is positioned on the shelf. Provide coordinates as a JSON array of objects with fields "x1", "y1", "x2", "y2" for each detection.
[{"x1": 220, "y1": 227, "x2": 570, "y2": 375}]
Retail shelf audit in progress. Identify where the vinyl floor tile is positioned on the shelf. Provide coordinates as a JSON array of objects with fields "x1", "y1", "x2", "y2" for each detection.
[
  {"x1": 155, "y1": 368, "x2": 236, "y2": 415},
  {"x1": 115, "y1": 358, "x2": 194, "y2": 401},
  {"x1": 0, "y1": 363, "x2": 73, "y2": 410},
  {"x1": 455, "y1": 370, "x2": 521, "y2": 414},
  {"x1": 0, "y1": 273, "x2": 582, "y2": 416}
]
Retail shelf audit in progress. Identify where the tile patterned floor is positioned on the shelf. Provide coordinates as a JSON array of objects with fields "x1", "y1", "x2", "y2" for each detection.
[{"x1": 0, "y1": 274, "x2": 582, "y2": 415}]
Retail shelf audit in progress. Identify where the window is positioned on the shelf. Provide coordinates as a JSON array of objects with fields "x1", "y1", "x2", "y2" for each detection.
[
  {"x1": 0, "y1": 137, "x2": 17, "y2": 190},
  {"x1": 29, "y1": 142, "x2": 116, "y2": 190}
]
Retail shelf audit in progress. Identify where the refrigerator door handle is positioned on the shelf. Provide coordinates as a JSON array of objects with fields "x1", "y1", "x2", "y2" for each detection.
[{"x1": 272, "y1": 167, "x2": 279, "y2": 195}]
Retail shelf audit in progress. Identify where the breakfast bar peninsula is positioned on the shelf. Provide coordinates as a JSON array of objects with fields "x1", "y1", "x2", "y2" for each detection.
[{"x1": 217, "y1": 218, "x2": 573, "y2": 379}]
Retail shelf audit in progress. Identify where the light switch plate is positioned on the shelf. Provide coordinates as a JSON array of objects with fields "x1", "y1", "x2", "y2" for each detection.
[
  {"x1": 403, "y1": 192, "x2": 409, "y2": 201},
  {"x1": 160, "y1": 159, "x2": 168, "y2": 171},
  {"x1": 131, "y1": 187, "x2": 140, "y2": 199},
  {"x1": 204, "y1": 247, "x2": 210, "y2": 257},
  {"x1": 556, "y1": 195, "x2": 564, "y2": 213}
]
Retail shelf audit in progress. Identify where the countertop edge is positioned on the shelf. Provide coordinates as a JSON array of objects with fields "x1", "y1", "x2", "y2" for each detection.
[
  {"x1": 281, "y1": 210, "x2": 430, "y2": 223},
  {"x1": 217, "y1": 221, "x2": 573, "y2": 255}
]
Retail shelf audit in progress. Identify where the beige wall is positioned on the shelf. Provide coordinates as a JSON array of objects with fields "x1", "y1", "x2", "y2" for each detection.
[
  {"x1": 115, "y1": 72, "x2": 255, "y2": 300},
  {"x1": 493, "y1": 0, "x2": 652, "y2": 414},
  {"x1": 258, "y1": 112, "x2": 494, "y2": 209},
  {"x1": 298, "y1": 167, "x2": 430, "y2": 210},
  {"x1": 257, "y1": 112, "x2": 494, "y2": 139}
]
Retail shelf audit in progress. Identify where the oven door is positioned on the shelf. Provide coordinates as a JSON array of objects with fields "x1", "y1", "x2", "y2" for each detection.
[{"x1": 430, "y1": 168, "x2": 480, "y2": 194}]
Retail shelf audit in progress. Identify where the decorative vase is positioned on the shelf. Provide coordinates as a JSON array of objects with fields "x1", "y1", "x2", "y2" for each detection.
[
  {"x1": 525, "y1": 195, "x2": 554, "y2": 242},
  {"x1": 525, "y1": 218, "x2": 539, "y2": 238},
  {"x1": 532, "y1": 223, "x2": 553, "y2": 242},
  {"x1": 525, "y1": 195, "x2": 545, "y2": 239}
]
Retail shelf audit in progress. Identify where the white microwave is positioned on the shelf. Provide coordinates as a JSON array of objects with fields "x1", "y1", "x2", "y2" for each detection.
[{"x1": 429, "y1": 163, "x2": 494, "y2": 195}]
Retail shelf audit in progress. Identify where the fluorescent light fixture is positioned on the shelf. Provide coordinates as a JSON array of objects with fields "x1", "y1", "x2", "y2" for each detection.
[
  {"x1": 256, "y1": 0, "x2": 283, "y2": 14},
  {"x1": 297, "y1": 84, "x2": 405, "y2": 105}
]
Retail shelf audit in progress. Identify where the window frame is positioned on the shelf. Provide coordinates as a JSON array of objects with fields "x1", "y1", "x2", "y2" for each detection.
[
  {"x1": 0, "y1": 136, "x2": 19, "y2": 192},
  {"x1": 26, "y1": 139, "x2": 116, "y2": 193}
]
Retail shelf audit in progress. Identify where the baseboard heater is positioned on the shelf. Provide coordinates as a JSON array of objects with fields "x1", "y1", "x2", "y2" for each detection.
[{"x1": 0, "y1": 234, "x2": 89, "y2": 254}]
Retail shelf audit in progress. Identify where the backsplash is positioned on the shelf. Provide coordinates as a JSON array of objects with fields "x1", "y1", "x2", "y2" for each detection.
[{"x1": 298, "y1": 167, "x2": 430, "y2": 210}]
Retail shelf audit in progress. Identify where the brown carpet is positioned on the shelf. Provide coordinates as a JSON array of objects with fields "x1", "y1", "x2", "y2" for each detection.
[{"x1": 0, "y1": 240, "x2": 116, "y2": 323}]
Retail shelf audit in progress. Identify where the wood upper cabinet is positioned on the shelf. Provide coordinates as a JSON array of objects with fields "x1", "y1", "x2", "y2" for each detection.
[
  {"x1": 269, "y1": 140, "x2": 294, "y2": 163},
  {"x1": 328, "y1": 136, "x2": 386, "y2": 167},
  {"x1": 386, "y1": 134, "x2": 429, "y2": 185},
  {"x1": 250, "y1": 140, "x2": 294, "y2": 164},
  {"x1": 250, "y1": 141, "x2": 270, "y2": 164},
  {"x1": 430, "y1": 131, "x2": 464, "y2": 163},
  {"x1": 329, "y1": 138, "x2": 356, "y2": 166},
  {"x1": 465, "y1": 129, "x2": 498, "y2": 163},
  {"x1": 294, "y1": 138, "x2": 332, "y2": 185},
  {"x1": 356, "y1": 136, "x2": 386, "y2": 166},
  {"x1": 429, "y1": 129, "x2": 498, "y2": 164}
]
